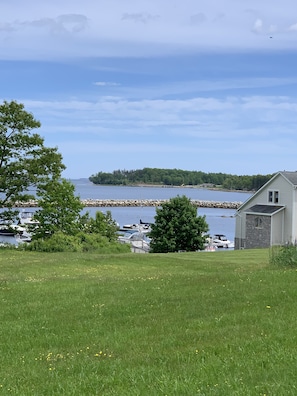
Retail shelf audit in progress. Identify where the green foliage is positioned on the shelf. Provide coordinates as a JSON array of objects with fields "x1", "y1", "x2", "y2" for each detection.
[
  {"x1": 269, "y1": 244, "x2": 297, "y2": 268},
  {"x1": 222, "y1": 174, "x2": 271, "y2": 191},
  {"x1": 0, "y1": 100, "x2": 65, "y2": 223},
  {"x1": 149, "y1": 195, "x2": 208, "y2": 253},
  {"x1": 89, "y1": 167, "x2": 272, "y2": 190},
  {"x1": 79, "y1": 210, "x2": 119, "y2": 242},
  {"x1": 22, "y1": 231, "x2": 130, "y2": 253},
  {"x1": 0, "y1": 100, "x2": 123, "y2": 251},
  {"x1": 33, "y1": 178, "x2": 83, "y2": 239}
]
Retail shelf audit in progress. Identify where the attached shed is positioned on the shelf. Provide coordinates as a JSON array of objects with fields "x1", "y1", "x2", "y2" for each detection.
[{"x1": 235, "y1": 171, "x2": 297, "y2": 249}]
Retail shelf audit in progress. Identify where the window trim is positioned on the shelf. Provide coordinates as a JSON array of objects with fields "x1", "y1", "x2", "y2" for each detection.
[{"x1": 268, "y1": 190, "x2": 279, "y2": 204}]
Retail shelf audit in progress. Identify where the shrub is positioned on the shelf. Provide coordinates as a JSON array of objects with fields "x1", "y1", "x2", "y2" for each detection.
[
  {"x1": 150, "y1": 195, "x2": 208, "y2": 253},
  {"x1": 21, "y1": 231, "x2": 130, "y2": 253},
  {"x1": 269, "y1": 244, "x2": 297, "y2": 268}
]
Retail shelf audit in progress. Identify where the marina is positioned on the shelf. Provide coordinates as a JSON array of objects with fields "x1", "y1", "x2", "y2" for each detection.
[{"x1": 1, "y1": 180, "x2": 253, "y2": 247}]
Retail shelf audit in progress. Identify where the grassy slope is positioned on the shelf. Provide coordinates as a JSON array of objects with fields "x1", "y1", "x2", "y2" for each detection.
[{"x1": 0, "y1": 249, "x2": 296, "y2": 395}]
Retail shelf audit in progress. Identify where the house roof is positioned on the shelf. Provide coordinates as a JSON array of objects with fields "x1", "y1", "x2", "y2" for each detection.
[
  {"x1": 245, "y1": 204, "x2": 285, "y2": 215},
  {"x1": 237, "y1": 171, "x2": 297, "y2": 212},
  {"x1": 280, "y1": 171, "x2": 297, "y2": 186}
]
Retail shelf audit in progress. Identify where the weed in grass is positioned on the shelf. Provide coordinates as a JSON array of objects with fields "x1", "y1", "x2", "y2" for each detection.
[{"x1": 270, "y1": 244, "x2": 297, "y2": 268}]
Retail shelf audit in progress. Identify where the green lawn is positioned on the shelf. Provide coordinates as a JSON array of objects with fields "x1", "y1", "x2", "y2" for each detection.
[{"x1": 0, "y1": 248, "x2": 296, "y2": 395}]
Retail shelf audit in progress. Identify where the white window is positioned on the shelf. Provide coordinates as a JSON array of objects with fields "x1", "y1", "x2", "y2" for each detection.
[
  {"x1": 268, "y1": 190, "x2": 279, "y2": 203},
  {"x1": 274, "y1": 191, "x2": 279, "y2": 203}
]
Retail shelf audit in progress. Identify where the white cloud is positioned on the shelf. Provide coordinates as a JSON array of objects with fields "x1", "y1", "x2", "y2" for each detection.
[
  {"x1": 6, "y1": 14, "x2": 88, "y2": 35},
  {"x1": 1, "y1": 0, "x2": 297, "y2": 60},
  {"x1": 252, "y1": 18, "x2": 263, "y2": 33},
  {"x1": 94, "y1": 82, "x2": 120, "y2": 87},
  {"x1": 289, "y1": 23, "x2": 297, "y2": 31},
  {"x1": 22, "y1": 93, "x2": 297, "y2": 147},
  {"x1": 121, "y1": 12, "x2": 159, "y2": 24}
]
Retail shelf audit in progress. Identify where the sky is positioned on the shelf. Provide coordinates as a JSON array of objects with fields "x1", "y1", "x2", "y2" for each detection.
[{"x1": 1, "y1": 1, "x2": 297, "y2": 179}]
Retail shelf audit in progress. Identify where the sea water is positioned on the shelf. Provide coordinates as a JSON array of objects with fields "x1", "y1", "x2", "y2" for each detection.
[
  {"x1": 73, "y1": 179, "x2": 252, "y2": 242},
  {"x1": 1, "y1": 179, "x2": 252, "y2": 244}
]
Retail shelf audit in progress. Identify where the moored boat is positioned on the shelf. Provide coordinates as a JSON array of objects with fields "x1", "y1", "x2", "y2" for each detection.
[
  {"x1": 212, "y1": 234, "x2": 234, "y2": 248},
  {"x1": 118, "y1": 230, "x2": 151, "y2": 253},
  {"x1": 0, "y1": 226, "x2": 16, "y2": 237},
  {"x1": 120, "y1": 221, "x2": 151, "y2": 234}
]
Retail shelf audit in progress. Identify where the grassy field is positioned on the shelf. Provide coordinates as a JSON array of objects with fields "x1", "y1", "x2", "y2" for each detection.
[{"x1": 0, "y1": 248, "x2": 296, "y2": 395}]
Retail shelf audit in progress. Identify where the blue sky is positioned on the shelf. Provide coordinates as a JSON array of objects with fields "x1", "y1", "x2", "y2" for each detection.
[{"x1": 1, "y1": 1, "x2": 297, "y2": 178}]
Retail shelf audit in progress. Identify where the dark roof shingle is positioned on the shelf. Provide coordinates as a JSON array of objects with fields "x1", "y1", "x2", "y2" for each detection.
[
  {"x1": 280, "y1": 171, "x2": 297, "y2": 186},
  {"x1": 245, "y1": 204, "x2": 285, "y2": 214}
]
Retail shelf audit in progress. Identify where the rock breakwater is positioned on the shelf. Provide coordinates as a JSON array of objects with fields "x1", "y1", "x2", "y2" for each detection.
[{"x1": 15, "y1": 199, "x2": 242, "y2": 209}]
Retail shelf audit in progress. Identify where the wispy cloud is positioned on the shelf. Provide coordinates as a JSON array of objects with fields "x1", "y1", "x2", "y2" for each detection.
[
  {"x1": 1, "y1": 1, "x2": 297, "y2": 177},
  {"x1": 121, "y1": 12, "x2": 159, "y2": 24},
  {"x1": 1, "y1": 0, "x2": 297, "y2": 60},
  {"x1": 4, "y1": 14, "x2": 88, "y2": 35},
  {"x1": 23, "y1": 93, "x2": 297, "y2": 145},
  {"x1": 289, "y1": 23, "x2": 297, "y2": 31},
  {"x1": 94, "y1": 82, "x2": 120, "y2": 87},
  {"x1": 252, "y1": 18, "x2": 263, "y2": 33}
]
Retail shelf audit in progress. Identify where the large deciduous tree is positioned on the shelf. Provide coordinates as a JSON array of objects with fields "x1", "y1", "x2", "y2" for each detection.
[
  {"x1": 0, "y1": 100, "x2": 64, "y2": 223},
  {"x1": 0, "y1": 100, "x2": 122, "y2": 249},
  {"x1": 149, "y1": 195, "x2": 208, "y2": 253}
]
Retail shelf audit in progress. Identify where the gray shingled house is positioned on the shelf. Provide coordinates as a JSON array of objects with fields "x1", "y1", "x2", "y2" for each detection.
[{"x1": 235, "y1": 171, "x2": 297, "y2": 249}]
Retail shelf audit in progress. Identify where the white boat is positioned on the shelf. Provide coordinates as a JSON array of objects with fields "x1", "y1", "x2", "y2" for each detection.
[
  {"x1": 118, "y1": 231, "x2": 151, "y2": 253},
  {"x1": 120, "y1": 221, "x2": 151, "y2": 234},
  {"x1": 18, "y1": 210, "x2": 39, "y2": 226},
  {"x1": 0, "y1": 225, "x2": 16, "y2": 237},
  {"x1": 212, "y1": 234, "x2": 234, "y2": 248},
  {"x1": 0, "y1": 223, "x2": 31, "y2": 245},
  {"x1": 0, "y1": 210, "x2": 36, "y2": 245}
]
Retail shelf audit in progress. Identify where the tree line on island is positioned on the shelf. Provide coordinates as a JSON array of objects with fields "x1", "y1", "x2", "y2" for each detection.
[{"x1": 89, "y1": 168, "x2": 272, "y2": 191}]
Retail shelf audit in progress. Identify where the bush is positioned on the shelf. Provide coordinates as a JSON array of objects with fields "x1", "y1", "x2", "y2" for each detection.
[
  {"x1": 149, "y1": 195, "x2": 208, "y2": 253},
  {"x1": 21, "y1": 231, "x2": 130, "y2": 253},
  {"x1": 269, "y1": 244, "x2": 297, "y2": 268}
]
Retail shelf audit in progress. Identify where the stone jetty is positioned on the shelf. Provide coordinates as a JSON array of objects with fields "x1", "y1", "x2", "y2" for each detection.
[{"x1": 15, "y1": 199, "x2": 242, "y2": 209}]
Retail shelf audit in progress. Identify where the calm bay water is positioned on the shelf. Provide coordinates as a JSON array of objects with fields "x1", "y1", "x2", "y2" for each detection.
[
  {"x1": 1, "y1": 179, "x2": 252, "y2": 245},
  {"x1": 73, "y1": 179, "x2": 252, "y2": 241}
]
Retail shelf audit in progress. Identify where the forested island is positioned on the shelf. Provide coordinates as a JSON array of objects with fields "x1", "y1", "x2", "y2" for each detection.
[{"x1": 89, "y1": 168, "x2": 272, "y2": 191}]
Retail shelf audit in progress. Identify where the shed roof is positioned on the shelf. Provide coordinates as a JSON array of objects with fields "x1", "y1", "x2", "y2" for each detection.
[{"x1": 245, "y1": 204, "x2": 285, "y2": 215}]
